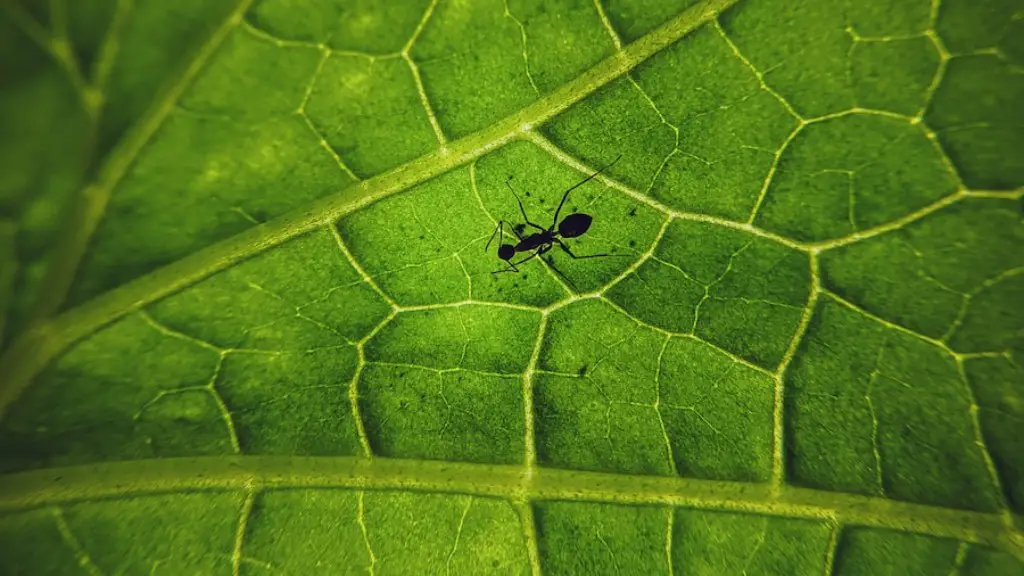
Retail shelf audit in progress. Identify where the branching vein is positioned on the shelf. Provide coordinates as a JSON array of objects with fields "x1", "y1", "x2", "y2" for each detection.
[
  {"x1": 358, "y1": 491, "x2": 378, "y2": 575},
  {"x1": 0, "y1": 0, "x2": 742, "y2": 416},
  {"x1": 232, "y1": 490, "x2": 255, "y2": 576},
  {"x1": 52, "y1": 507, "x2": 103, "y2": 576},
  {"x1": 504, "y1": 0, "x2": 541, "y2": 96},
  {"x1": 445, "y1": 497, "x2": 472, "y2": 575},
  {"x1": 404, "y1": 0, "x2": 446, "y2": 145},
  {"x1": 24, "y1": 0, "x2": 255, "y2": 331},
  {"x1": 653, "y1": 334, "x2": 677, "y2": 474}
]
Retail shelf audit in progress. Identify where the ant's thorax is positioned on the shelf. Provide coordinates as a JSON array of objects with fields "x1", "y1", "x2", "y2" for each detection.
[{"x1": 516, "y1": 230, "x2": 556, "y2": 252}]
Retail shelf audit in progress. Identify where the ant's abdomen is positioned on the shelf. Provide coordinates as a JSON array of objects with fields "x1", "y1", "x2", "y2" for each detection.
[{"x1": 558, "y1": 213, "x2": 593, "y2": 238}]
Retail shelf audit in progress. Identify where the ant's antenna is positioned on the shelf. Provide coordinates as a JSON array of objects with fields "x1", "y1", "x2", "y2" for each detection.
[
  {"x1": 485, "y1": 220, "x2": 504, "y2": 252},
  {"x1": 551, "y1": 154, "x2": 623, "y2": 228}
]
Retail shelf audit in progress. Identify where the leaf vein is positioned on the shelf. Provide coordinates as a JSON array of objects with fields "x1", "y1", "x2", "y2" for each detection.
[{"x1": 4, "y1": 456, "x2": 1020, "y2": 560}]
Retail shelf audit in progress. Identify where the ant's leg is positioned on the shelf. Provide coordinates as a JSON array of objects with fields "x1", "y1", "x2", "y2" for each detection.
[
  {"x1": 509, "y1": 250, "x2": 541, "y2": 268},
  {"x1": 545, "y1": 258, "x2": 577, "y2": 291},
  {"x1": 505, "y1": 178, "x2": 546, "y2": 232},
  {"x1": 494, "y1": 219, "x2": 528, "y2": 241},
  {"x1": 492, "y1": 262, "x2": 520, "y2": 274},
  {"x1": 530, "y1": 244, "x2": 577, "y2": 291},
  {"x1": 492, "y1": 250, "x2": 538, "y2": 275},
  {"x1": 537, "y1": 247, "x2": 577, "y2": 291},
  {"x1": 507, "y1": 222, "x2": 525, "y2": 240},
  {"x1": 485, "y1": 220, "x2": 504, "y2": 252},
  {"x1": 555, "y1": 238, "x2": 629, "y2": 259},
  {"x1": 551, "y1": 154, "x2": 623, "y2": 228}
]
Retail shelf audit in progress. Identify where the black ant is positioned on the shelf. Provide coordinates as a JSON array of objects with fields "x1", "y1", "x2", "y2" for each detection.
[{"x1": 485, "y1": 155, "x2": 624, "y2": 285}]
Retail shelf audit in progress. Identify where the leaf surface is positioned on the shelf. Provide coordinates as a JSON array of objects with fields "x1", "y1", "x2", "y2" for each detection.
[{"x1": 1, "y1": 0, "x2": 1023, "y2": 573}]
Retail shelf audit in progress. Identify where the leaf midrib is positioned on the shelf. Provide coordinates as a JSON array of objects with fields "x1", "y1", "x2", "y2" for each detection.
[
  {"x1": 0, "y1": 0, "x2": 738, "y2": 418},
  {"x1": 1, "y1": 455, "x2": 1021, "y2": 560}
]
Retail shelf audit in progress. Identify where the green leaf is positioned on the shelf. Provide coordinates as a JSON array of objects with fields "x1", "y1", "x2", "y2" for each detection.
[{"x1": 1, "y1": 0, "x2": 1022, "y2": 573}]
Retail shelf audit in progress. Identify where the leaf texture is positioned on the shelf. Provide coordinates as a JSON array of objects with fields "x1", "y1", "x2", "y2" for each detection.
[{"x1": 0, "y1": 0, "x2": 1022, "y2": 573}]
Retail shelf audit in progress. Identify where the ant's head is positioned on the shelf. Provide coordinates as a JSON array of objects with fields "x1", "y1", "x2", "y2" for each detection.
[{"x1": 498, "y1": 243, "x2": 516, "y2": 261}]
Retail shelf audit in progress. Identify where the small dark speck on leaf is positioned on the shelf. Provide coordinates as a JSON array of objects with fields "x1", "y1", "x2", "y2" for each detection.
[
  {"x1": 629, "y1": 240, "x2": 636, "y2": 248},
  {"x1": 539, "y1": 198, "x2": 545, "y2": 204},
  {"x1": 578, "y1": 365, "x2": 588, "y2": 377},
  {"x1": 628, "y1": 207, "x2": 637, "y2": 217},
  {"x1": 418, "y1": 234, "x2": 425, "y2": 240},
  {"x1": 525, "y1": 191, "x2": 531, "y2": 197}
]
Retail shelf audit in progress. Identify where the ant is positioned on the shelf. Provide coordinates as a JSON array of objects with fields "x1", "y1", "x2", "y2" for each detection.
[{"x1": 485, "y1": 155, "x2": 625, "y2": 285}]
